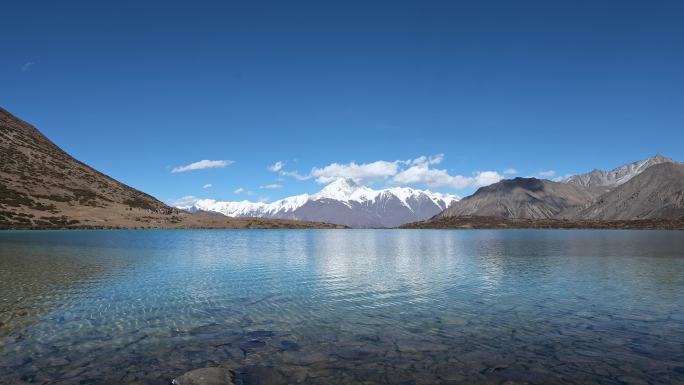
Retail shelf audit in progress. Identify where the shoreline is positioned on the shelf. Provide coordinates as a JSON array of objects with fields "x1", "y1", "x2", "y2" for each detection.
[
  {"x1": 400, "y1": 216, "x2": 684, "y2": 230},
  {"x1": 3, "y1": 220, "x2": 684, "y2": 231},
  {"x1": 0, "y1": 222, "x2": 348, "y2": 231}
]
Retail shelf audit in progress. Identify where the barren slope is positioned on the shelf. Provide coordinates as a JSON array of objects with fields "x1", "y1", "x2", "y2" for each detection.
[
  {"x1": 0, "y1": 107, "x2": 340, "y2": 229},
  {"x1": 575, "y1": 162, "x2": 684, "y2": 220},
  {"x1": 438, "y1": 178, "x2": 593, "y2": 219}
]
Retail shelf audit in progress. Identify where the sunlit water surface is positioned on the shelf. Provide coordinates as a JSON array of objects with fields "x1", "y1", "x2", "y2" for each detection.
[{"x1": 1, "y1": 230, "x2": 683, "y2": 385}]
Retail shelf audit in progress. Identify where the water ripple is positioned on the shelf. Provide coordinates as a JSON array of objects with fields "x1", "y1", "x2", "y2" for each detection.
[{"x1": 1, "y1": 229, "x2": 683, "y2": 384}]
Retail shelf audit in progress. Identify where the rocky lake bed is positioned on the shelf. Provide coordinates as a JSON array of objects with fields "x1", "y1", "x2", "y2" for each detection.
[{"x1": 1, "y1": 229, "x2": 683, "y2": 384}]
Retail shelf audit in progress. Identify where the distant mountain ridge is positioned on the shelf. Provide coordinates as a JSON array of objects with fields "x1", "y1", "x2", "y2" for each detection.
[
  {"x1": 563, "y1": 155, "x2": 675, "y2": 196},
  {"x1": 438, "y1": 177, "x2": 593, "y2": 219},
  {"x1": 574, "y1": 162, "x2": 684, "y2": 220},
  {"x1": 4, "y1": 105, "x2": 679, "y2": 229},
  {"x1": 181, "y1": 178, "x2": 460, "y2": 228},
  {"x1": 422, "y1": 155, "x2": 683, "y2": 226}
]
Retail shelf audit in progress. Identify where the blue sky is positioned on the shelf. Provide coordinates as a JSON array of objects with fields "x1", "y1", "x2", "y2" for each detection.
[{"x1": 2, "y1": 0, "x2": 683, "y2": 204}]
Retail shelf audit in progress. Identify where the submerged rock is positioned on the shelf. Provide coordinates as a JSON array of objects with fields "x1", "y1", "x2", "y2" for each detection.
[
  {"x1": 172, "y1": 367, "x2": 234, "y2": 385},
  {"x1": 232, "y1": 365, "x2": 285, "y2": 385},
  {"x1": 280, "y1": 340, "x2": 300, "y2": 351},
  {"x1": 246, "y1": 330, "x2": 275, "y2": 338},
  {"x1": 239, "y1": 339, "x2": 267, "y2": 351}
]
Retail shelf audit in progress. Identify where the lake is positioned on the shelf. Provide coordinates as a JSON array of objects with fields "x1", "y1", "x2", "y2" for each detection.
[{"x1": 1, "y1": 230, "x2": 683, "y2": 384}]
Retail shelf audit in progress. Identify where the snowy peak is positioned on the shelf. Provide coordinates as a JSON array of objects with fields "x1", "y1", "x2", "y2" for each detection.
[
  {"x1": 423, "y1": 190, "x2": 461, "y2": 209},
  {"x1": 178, "y1": 179, "x2": 460, "y2": 227},
  {"x1": 315, "y1": 178, "x2": 376, "y2": 202},
  {"x1": 320, "y1": 177, "x2": 360, "y2": 192},
  {"x1": 313, "y1": 178, "x2": 460, "y2": 210},
  {"x1": 382, "y1": 186, "x2": 460, "y2": 210},
  {"x1": 190, "y1": 194, "x2": 309, "y2": 217}
]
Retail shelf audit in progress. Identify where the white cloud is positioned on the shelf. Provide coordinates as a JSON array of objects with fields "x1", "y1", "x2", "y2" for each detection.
[
  {"x1": 393, "y1": 166, "x2": 471, "y2": 189},
  {"x1": 268, "y1": 161, "x2": 285, "y2": 172},
  {"x1": 537, "y1": 170, "x2": 556, "y2": 178},
  {"x1": 234, "y1": 188, "x2": 255, "y2": 195},
  {"x1": 171, "y1": 195, "x2": 199, "y2": 208},
  {"x1": 21, "y1": 62, "x2": 34, "y2": 72},
  {"x1": 408, "y1": 154, "x2": 444, "y2": 166},
  {"x1": 277, "y1": 154, "x2": 505, "y2": 191},
  {"x1": 503, "y1": 168, "x2": 517, "y2": 175},
  {"x1": 393, "y1": 165, "x2": 502, "y2": 190},
  {"x1": 259, "y1": 197, "x2": 270, "y2": 203},
  {"x1": 392, "y1": 155, "x2": 503, "y2": 189},
  {"x1": 202, "y1": 183, "x2": 213, "y2": 189},
  {"x1": 279, "y1": 170, "x2": 310, "y2": 181},
  {"x1": 171, "y1": 160, "x2": 233, "y2": 173},
  {"x1": 310, "y1": 160, "x2": 401, "y2": 184},
  {"x1": 260, "y1": 184, "x2": 283, "y2": 189},
  {"x1": 473, "y1": 171, "x2": 504, "y2": 187}
]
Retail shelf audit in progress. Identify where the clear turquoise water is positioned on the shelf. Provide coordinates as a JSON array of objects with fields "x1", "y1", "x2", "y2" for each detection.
[{"x1": 1, "y1": 229, "x2": 683, "y2": 385}]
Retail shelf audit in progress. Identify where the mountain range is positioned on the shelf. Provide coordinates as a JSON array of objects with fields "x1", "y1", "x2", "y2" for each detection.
[
  {"x1": 438, "y1": 178, "x2": 592, "y2": 219},
  {"x1": 573, "y1": 162, "x2": 684, "y2": 220},
  {"x1": 2, "y1": 106, "x2": 682, "y2": 229},
  {"x1": 424, "y1": 155, "x2": 683, "y2": 227},
  {"x1": 184, "y1": 155, "x2": 682, "y2": 228},
  {"x1": 563, "y1": 155, "x2": 674, "y2": 196},
  {"x1": 182, "y1": 178, "x2": 459, "y2": 228},
  {"x1": 0, "y1": 107, "x2": 339, "y2": 229}
]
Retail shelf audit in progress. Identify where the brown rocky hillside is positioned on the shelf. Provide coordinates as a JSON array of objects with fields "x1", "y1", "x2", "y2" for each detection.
[{"x1": 0, "y1": 107, "x2": 340, "y2": 229}]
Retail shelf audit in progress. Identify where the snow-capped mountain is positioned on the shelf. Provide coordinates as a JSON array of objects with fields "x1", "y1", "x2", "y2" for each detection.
[
  {"x1": 563, "y1": 155, "x2": 676, "y2": 195},
  {"x1": 180, "y1": 178, "x2": 460, "y2": 228}
]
